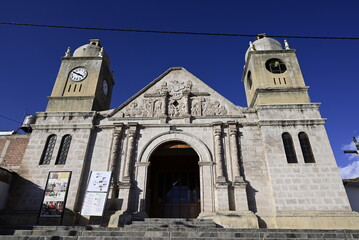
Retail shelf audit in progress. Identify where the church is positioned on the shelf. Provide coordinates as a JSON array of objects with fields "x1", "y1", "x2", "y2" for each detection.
[{"x1": 1, "y1": 34, "x2": 358, "y2": 229}]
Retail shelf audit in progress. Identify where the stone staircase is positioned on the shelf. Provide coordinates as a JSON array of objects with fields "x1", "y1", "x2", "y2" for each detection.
[{"x1": 1, "y1": 218, "x2": 359, "y2": 239}]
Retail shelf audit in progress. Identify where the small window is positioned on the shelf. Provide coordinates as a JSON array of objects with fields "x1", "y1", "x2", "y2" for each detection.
[
  {"x1": 55, "y1": 135, "x2": 72, "y2": 165},
  {"x1": 39, "y1": 134, "x2": 57, "y2": 165},
  {"x1": 282, "y1": 132, "x2": 298, "y2": 163},
  {"x1": 247, "y1": 71, "x2": 252, "y2": 89},
  {"x1": 299, "y1": 132, "x2": 315, "y2": 163},
  {"x1": 265, "y1": 58, "x2": 287, "y2": 74}
]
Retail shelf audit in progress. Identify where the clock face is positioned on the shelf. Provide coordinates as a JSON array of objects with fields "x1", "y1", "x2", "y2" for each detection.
[
  {"x1": 69, "y1": 67, "x2": 88, "y2": 82},
  {"x1": 103, "y1": 80, "x2": 108, "y2": 96}
]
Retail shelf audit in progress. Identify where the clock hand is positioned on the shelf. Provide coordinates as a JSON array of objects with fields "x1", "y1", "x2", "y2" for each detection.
[{"x1": 73, "y1": 72, "x2": 84, "y2": 77}]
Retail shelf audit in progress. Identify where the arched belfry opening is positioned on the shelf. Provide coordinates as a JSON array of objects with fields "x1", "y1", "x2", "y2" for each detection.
[{"x1": 147, "y1": 141, "x2": 200, "y2": 218}]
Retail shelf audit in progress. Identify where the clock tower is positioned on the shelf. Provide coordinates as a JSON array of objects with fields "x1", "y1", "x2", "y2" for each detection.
[
  {"x1": 46, "y1": 39, "x2": 114, "y2": 112},
  {"x1": 242, "y1": 34, "x2": 310, "y2": 107}
]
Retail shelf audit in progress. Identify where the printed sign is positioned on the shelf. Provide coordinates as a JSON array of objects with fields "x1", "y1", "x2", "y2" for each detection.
[
  {"x1": 81, "y1": 192, "x2": 108, "y2": 216},
  {"x1": 81, "y1": 171, "x2": 111, "y2": 216},
  {"x1": 40, "y1": 171, "x2": 71, "y2": 218}
]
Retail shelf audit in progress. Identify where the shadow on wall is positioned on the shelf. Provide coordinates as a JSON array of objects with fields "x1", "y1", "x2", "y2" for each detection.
[
  {"x1": 0, "y1": 173, "x2": 43, "y2": 225},
  {"x1": 246, "y1": 182, "x2": 258, "y2": 213},
  {"x1": 0, "y1": 173, "x2": 77, "y2": 226}
]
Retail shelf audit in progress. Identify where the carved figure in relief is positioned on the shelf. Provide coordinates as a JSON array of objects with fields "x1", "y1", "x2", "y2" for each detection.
[
  {"x1": 124, "y1": 102, "x2": 142, "y2": 117},
  {"x1": 191, "y1": 99, "x2": 201, "y2": 116},
  {"x1": 213, "y1": 101, "x2": 227, "y2": 115},
  {"x1": 143, "y1": 99, "x2": 154, "y2": 117},
  {"x1": 168, "y1": 99, "x2": 182, "y2": 117},
  {"x1": 201, "y1": 98, "x2": 227, "y2": 116},
  {"x1": 153, "y1": 100, "x2": 163, "y2": 117},
  {"x1": 159, "y1": 82, "x2": 168, "y2": 94},
  {"x1": 181, "y1": 100, "x2": 187, "y2": 115},
  {"x1": 168, "y1": 103, "x2": 175, "y2": 117},
  {"x1": 168, "y1": 80, "x2": 185, "y2": 100},
  {"x1": 185, "y1": 80, "x2": 192, "y2": 92}
]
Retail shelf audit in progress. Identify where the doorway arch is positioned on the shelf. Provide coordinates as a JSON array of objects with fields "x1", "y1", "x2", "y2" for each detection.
[
  {"x1": 135, "y1": 131, "x2": 214, "y2": 216},
  {"x1": 147, "y1": 141, "x2": 200, "y2": 218}
]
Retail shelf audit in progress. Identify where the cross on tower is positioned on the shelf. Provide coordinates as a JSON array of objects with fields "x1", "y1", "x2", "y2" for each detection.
[{"x1": 343, "y1": 137, "x2": 359, "y2": 155}]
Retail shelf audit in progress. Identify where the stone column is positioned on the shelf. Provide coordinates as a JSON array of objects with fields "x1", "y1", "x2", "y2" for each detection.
[
  {"x1": 161, "y1": 93, "x2": 168, "y2": 116},
  {"x1": 118, "y1": 123, "x2": 138, "y2": 212},
  {"x1": 182, "y1": 91, "x2": 191, "y2": 123},
  {"x1": 212, "y1": 122, "x2": 229, "y2": 211},
  {"x1": 228, "y1": 121, "x2": 249, "y2": 211},
  {"x1": 159, "y1": 82, "x2": 168, "y2": 122},
  {"x1": 228, "y1": 122, "x2": 241, "y2": 180},
  {"x1": 110, "y1": 125, "x2": 124, "y2": 179},
  {"x1": 123, "y1": 124, "x2": 138, "y2": 181},
  {"x1": 108, "y1": 124, "x2": 124, "y2": 209},
  {"x1": 213, "y1": 123, "x2": 225, "y2": 182}
]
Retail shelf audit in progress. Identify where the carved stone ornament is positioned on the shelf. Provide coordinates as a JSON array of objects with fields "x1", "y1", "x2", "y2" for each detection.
[{"x1": 119, "y1": 78, "x2": 227, "y2": 118}]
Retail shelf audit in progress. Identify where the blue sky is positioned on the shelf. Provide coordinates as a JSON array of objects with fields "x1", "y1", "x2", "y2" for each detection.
[{"x1": 1, "y1": 0, "x2": 358, "y2": 178}]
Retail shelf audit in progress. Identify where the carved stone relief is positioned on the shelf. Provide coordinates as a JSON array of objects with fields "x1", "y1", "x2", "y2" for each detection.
[{"x1": 119, "y1": 77, "x2": 227, "y2": 118}]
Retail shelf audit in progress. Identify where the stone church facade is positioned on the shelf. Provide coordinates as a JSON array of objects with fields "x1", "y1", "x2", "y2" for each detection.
[{"x1": 1, "y1": 35, "x2": 359, "y2": 229}]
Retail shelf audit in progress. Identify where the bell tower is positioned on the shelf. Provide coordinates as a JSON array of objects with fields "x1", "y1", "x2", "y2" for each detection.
[
  {"x1": 242, "y1": 34, "x2": 310, "y2": 107},
  {"x1": 46, "y1": 39, "x2": 114, "y2": 112}
]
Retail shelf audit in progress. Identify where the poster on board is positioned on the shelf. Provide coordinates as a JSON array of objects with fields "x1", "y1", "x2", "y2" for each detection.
[
  {"x1": 40, "y1": 171, "x2": 71, "y2": 218},
  {"x1": 87, "y1": 171, "x2": 111, "y2": 192},
  {"x1": 81, "y1": 171, "x2": 111, "y2": 216}
]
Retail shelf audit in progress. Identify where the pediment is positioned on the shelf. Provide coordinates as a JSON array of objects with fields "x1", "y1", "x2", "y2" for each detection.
[{"x1": 109, "y1": 67, "x2": 243, "y2": 118}]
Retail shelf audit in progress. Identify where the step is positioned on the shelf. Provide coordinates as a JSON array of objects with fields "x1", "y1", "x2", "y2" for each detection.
[{"x1": 1, "y1": 226, "x2": 359, "y2": 239}]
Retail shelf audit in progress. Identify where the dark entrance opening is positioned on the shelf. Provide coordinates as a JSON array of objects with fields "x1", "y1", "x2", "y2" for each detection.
[{"x1": 147, "y1": 141, "x2": 200, "y2": 218}]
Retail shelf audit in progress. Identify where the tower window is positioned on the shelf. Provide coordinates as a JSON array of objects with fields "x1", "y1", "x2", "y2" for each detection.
[
  {"x1": 247, "y1": 71, "x2": 252, "y2": 89},
  {"x1": 55, "y1": 135, "x2": 72, "y2": 165},
  {"x1": 282, "y1": 133, "x2": 298, "y2": 163},
  {"x1": 265, "y1": 58, "x2": 287, "y2": 74},
  {"x1": 299, "y1": 132, "x2": 315, "y2": 163},
  {"x1": 39, "y1": 134, "x2": 57, "y2": 165}
]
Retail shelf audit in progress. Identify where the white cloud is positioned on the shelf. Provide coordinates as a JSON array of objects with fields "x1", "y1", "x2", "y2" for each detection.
[
  {"x1": 341, "y1": 136, "x2": 359, "y2": 161},
  {"x1": 339, "y1": 160, "x2": 359, "y2": 179}
]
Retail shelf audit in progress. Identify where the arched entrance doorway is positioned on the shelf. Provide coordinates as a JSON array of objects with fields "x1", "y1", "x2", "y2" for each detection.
[{"x1": 147, "y1": 141, "x2": 200, "y2": 218}]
